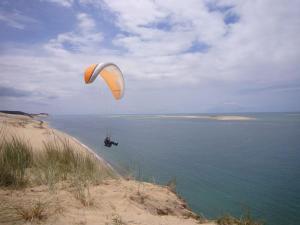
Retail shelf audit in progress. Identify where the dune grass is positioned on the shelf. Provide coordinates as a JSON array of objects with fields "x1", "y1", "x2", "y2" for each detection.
[
  {"x1": 0, "y1": 135, "x2": 33, "y2": 187},
  {"x1": 34, "y1": 139, "x2": 110, "y2": 189},
  {"x1": 0, "y1": 128, "x2": 116, "y2": 214},
  {"x1": 0, "y1": 132, "x2": 115, "y2": 190}
]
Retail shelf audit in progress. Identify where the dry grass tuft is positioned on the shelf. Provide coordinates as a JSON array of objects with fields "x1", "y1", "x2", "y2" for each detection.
[
  {"x1": 15, "y1": 200, "x2": 48, "y2": 222},
  {"x1": 0, "y1": 198, "x2": 63, "y2": 224},
  {"x1": 111, "y1": 214, "x2": 127, "y2": 225}
]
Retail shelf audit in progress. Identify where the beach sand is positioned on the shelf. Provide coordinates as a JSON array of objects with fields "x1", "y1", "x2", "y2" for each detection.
[{"x1": 0, "y1": 113, "x2": 215, "y2": 225}]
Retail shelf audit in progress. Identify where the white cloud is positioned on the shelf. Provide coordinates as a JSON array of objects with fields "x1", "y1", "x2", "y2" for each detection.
[
  {"x1": 98, "y1": 0, "x2": 300, "y2": 84},
  {"x1": 1, "y1": 0, "x2": 299, "y2": 113},
  {"x1": 45, "y1": 13, "x2": 103, "y2": 53},
  {"x1": 0, "y1": 10, "x2": 37, "y2": 29},
  {"x1": 77, "y1": 13, "x2": 96, "y2": 31},
  {"x1": 41, "y1": 0, "x2": 74, "y2": 7}
]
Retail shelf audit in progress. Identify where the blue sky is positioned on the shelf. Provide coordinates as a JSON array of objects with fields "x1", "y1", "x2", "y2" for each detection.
[{"x1": 0, "y1": 0, "x2": 299, "y2": 114}]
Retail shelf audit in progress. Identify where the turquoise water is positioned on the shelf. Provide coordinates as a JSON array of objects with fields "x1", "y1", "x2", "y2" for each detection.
[{"x1": 48, "y1": 113, "x2": 300, "y2": 225}]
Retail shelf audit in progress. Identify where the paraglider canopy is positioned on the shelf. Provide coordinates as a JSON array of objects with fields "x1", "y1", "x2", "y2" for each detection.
[{"x1": 84, "y1": 62, "x2": 125, "y2": 100}]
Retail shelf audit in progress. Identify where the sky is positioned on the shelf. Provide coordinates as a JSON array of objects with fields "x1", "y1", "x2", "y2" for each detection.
[{"x1": 0, "y1": 0, "x2": 299, "y2": 114}]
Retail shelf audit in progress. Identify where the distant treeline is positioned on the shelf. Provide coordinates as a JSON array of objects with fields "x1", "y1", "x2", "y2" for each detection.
[{"x1": 0, "y1": 111, "x2": 49, "y2": 117}]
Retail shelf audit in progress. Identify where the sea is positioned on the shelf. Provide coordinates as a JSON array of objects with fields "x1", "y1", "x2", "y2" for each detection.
[{"x1": 47, "y1": 113, "x2": 300, "y2": 225}]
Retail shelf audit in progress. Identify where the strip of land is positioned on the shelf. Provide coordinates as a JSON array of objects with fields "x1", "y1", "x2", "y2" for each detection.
[
  {"x1": 159, "y1": 115, "x2": 256, "y2": 121},
  {"x1": 110, "y1": 114, "x2": 256, "y2": 121}
]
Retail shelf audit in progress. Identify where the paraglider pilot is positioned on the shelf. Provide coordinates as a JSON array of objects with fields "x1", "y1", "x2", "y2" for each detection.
[
  {"x1": 84, "y1": 62, "x2": 124, "y2": 149},
  {"x1": 104, "y1": 137, "x2": 118, "y2": 148}
]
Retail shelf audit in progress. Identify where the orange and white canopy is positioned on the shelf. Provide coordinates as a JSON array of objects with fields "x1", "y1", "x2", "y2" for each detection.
[{"x1": 84, "y1": 62, "x2": 125, "y2": 100}]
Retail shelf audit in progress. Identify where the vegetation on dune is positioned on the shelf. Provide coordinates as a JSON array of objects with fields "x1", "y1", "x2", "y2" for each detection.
[
  {"x1": 34, "y1": 139, "x2": 113, "y2": 189},
  {"x1": 14, "y1": 200, "x2": 48, "y2": 222},
  {"x1": 166, "y1": 177, "x2": 177, "y2": 194},
  {"x1": 0, "y1": 130, "x2": 116, "y2": 222},
  {"x1": 0, "y1": 135, "x2": 33, "y2": 187},
  {"x1": 217, "y1": 211, "x2": 264, "y2": 225},
  {"x1": 0, "y1": 198, "x2": 63, "y2": 224},
  {"x1": 0, "y1": 130, "x2": 115, "y2": 191},
  {"x1": 110, "y1": 214, "x2": 127, "y2": 225}
]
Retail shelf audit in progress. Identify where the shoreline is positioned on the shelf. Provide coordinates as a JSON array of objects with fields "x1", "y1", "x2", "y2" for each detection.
[
  {"x1": 64, "y1": 133, "x2": 120, "y2": 177},
  {"x1": 39, "y1": 113, "x2": 120, "y2": 177},
  {"x1": 0, "y1": 112, "x2": 117, "y2": 176}
]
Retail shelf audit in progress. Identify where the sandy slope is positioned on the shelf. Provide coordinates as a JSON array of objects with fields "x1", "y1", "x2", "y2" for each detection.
[
  {"x1": 1, "y1": 180, "x2": 216, "y2": 225},
  {"x1": 0, "y1": 113, "x2": 98, "y2": 154},
  {"x1": 0, "y1": 113, "x2": 215, "y2": 225}
]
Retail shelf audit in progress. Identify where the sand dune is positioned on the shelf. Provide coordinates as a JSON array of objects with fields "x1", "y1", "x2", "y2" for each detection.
[{"x1": 0, "y1": 113, "x2": 215, "y2": 225}]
